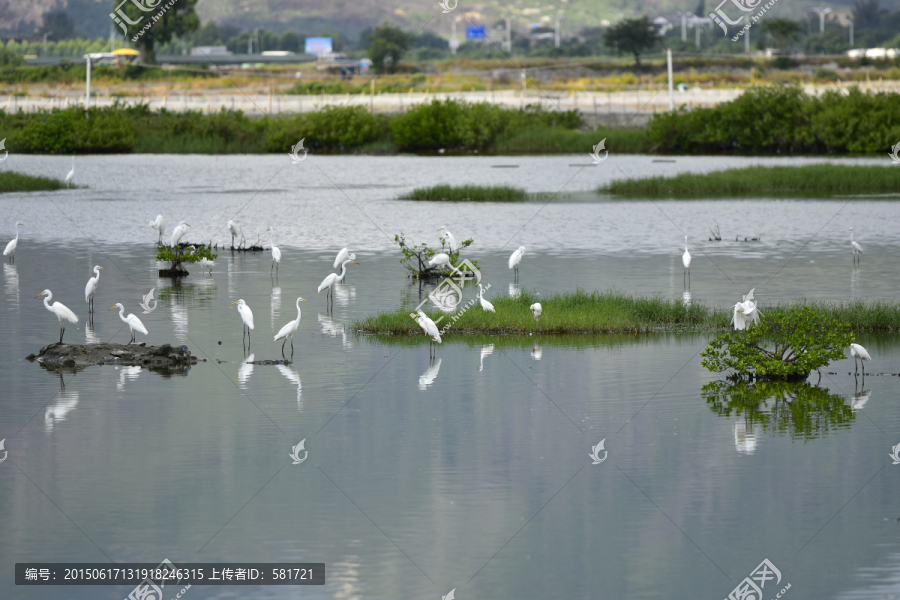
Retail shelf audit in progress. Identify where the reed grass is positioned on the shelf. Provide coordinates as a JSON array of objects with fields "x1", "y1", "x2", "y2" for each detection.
[
  {"x1": 399, "y1": 184, "x2": 528, "y2": 201},
  {"x1": 0, "y1": 171, "x2": 68, "y2": 193},
  {"x1": 491, "y1": 126, "x2": 651, "y2": 154},
  {"x1": 599, "y1": 165, "x2": 900, "y2": 198}
]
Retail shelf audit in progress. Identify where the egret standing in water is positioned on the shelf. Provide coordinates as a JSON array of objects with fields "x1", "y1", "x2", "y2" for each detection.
[
  {"x1": 36, "y1": 289, "x2": 78, "y2": 344},
  {"x1": 333, "y1": 248, "x2": 356, "y2": 280},
  {"x1": 267, "y1": 227, "x2": 281, "y2": 273},
  {"x1": 437, "y1": 227, "x2": 457, "y2": 253},
  {"x1": 170, "y1": 221, "x2": 191, "y2": 246},
  {"x1": 84, "y1": 265, "x2": 104, "y2": 315},
  {"x1": 416, "y1": 309, "x2": 442, "y2": 358},
  {"x1": 65, "y1": 156, "x2": 75, "y2": 187},
  {"x1": 231, "y1": 299, "x2": 254, "y2": 348},
  {"x1": 318, "y1": 258, "x2": 357, "y2": 307},
  {"x1": 849, "y1": 228, "x2": 863, "y2": 266},
  {"x1": 274, "y1": 297, "x2": 307, "y2": 359},
  {"x1": 3, "y1": 222, "x2": 23, "y2": 262},
  {"x1": 149, "y1": 215, "x2": 165, "y2": 245},
  {"x1": 530, "y1": 302, "x2": 542, "y2": 321},
  {"x1": 850, "y1": 343, "x2": 871, "y2": 378},
  {"x1": 732, "y1": 288, "x2": 761, "y2": 330},
  {"x1": 227, "y1": 220, "x2": 240, "y2": 248},
  {"x1": 509, "y1": 246, "x2": 527, "y2": 280},
  {"x1": 478, "y1": 283, "x2": 495, "y2": 312},
  {"x1": 428, "y1": 253, "x2": 450, "y2": 270},
  {"x1": 682, "y1": 235, "x2": 692, "y2": 289},
  {"x1": 109, "y1": 303, "x2": 148, "y2": 344}
]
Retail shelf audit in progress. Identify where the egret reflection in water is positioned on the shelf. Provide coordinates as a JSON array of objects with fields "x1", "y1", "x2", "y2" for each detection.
[
  {"x1": 733, "y1": 419, "x2": 759, "y2": 454},
  {"x1": 532, "y1": 342, "x2": 543, "y2": 360},
  {"x1": 117, "y1": 366, "x2": 142, "y2": 391},
  {"x1": 45, "y1": 391, "x2": 79, "y2": 432},
  {"x1": 4, "y1": 263, "x2": 18, "y2": 307},
  {"x1": 703, "y1": 380, "x2": 855, "y2": 439},
  {"x1": 277, "y1": 363, "x2": 302, "y2": 409},
  {"x1": 851, "y1": 387, "x2": 872, "y2": 410},
  {"x1": 509, "y1": 282, "x2": 521, "y2": 298},
  {"x1": 418, "y1": 358, "x2": 442, "y2": 390},
  {"x1": 238, "y1": 354, "x2": 254, "y2": 388},
  {"x1": 480, "y1": 344, "x2": 494, "y2": 371}
]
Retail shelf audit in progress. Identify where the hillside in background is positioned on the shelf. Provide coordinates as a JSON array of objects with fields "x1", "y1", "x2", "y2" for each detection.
[{"x1": 2, "y1": 0, "x2": 866, "y2": 40}]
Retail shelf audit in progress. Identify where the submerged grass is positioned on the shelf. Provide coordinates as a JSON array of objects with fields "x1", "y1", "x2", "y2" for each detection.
[
  {"x1": 490, "y1": 125, "x2": 651, "y2": 154},
  {"x1": 0, "y1": 171, "x2": 68, "y2": 193},
  {"x1": 399, "y1": 184, "x2": 529, "y2": 201},
  {"x1": 355, "y1": 291, "x2": 900, "y2": 339},
  {"x1": 599, "y1": 165, "x2": 900, "y2": 198}
]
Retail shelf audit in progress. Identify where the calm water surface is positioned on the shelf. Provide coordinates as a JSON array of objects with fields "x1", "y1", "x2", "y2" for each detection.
[{"x1": 0, "y1": 155, "x2": 899, "y2": 600}]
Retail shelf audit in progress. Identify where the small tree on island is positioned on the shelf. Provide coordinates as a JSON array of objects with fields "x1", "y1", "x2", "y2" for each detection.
[
  {"x1": 395, "y1": 233, "x2": 477, "y2": 279},
  {"x1": 157, "y1": 244, "x2": 216, "y2": 277},
  {"x1": 701, "y1": 306, "x2": 852, "y2": 381},
  {"x1": 603, "y1": 16, "x2": 662, "y2": 69},
  {"x1": 368, "y1": 23, "x2": 414, "y2": 74}
]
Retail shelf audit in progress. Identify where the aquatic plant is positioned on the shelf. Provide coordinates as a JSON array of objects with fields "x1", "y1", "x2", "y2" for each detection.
[
  {"x1": 701, "y1": 306, "x2": 852, "y2": 381},
  {"x1": 156, "y1": 243, "x2": 216, "y2": 277},
  {"x1": 394, "y1": 233, "x2": 476, "y2": 280}
]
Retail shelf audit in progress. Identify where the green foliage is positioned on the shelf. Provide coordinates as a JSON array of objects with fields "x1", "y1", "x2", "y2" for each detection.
[
  {"x1": 703, "y1": 380, "x2": 854, "y2": 439},
  {"x1": 264, "y1": 105, "x2": 388, "y2": 153},
  {"x1": 399, "y1": 185, "x2": 527, "y2": 201},
  {"x1": 113, "y1": 0, "x2": 200, "y2": 63},
  {"x1": 0, "y1": 171, "x2": 68, "y2": 193},
  {"x1": 701, "y1": 306, "x2": 852, "y2": 381},
  {"x1": 368, "y1": 23, "x2": 415, "y2": 74},
  {"x1": 648, "y1": 84, "x2": 900, "y2": 154},
  {"x1": 394, "y1": 233, "x2": 476, "y2": 279},
  {"x1": 603, "y1": 16, "x2": 662, "y2": 67},
  {"x1": 15, "y1": 107, "x2": 136, "y2": 154},
  {"x1": 156, "y1": 244, "x2": 216, "y2": 276}
]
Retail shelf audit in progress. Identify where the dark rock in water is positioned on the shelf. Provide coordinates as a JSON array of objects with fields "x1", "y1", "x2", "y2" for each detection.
[{"x1": 28, "y1": 343, "x2": 198, "y2": 370}]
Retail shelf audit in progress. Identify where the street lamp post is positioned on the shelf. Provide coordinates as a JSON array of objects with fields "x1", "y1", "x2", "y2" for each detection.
[
  {"x1": 555, "y1": 12, "x2": 564, "y2": 48},
  {"x1": 42, "y1": 32, "x2": 52, "y2": 54},
  {"x1": 811, "y1": 7, "x2": 831, "y2": 33}
]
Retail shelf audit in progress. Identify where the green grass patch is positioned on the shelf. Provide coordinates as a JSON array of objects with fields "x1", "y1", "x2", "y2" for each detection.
[
  {"x1": 491, "y1": 125, "x2": 651, "y2": 154},
  {"x1": 355, "y1": 291, "x2": 900, "y2": 338},
  {"x1": 399, "y1": 184, "x2": 528, "y2": 201},
  {"x1": 599, "y1": 165, "x2": 900, "y2": 198},
  {"x1": 0, "y1": 171, "x2": 68, "y2": 193}
]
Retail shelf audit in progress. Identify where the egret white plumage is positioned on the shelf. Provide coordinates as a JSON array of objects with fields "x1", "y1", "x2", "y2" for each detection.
[
  {"x1": 732, "y1": 288, "x2": 761, "y2": 330},
  {"x1": 428, "y1": 253, "x2": 451, "y2": 269},
  {"x1": 416, "y1": 309, "x2": 442, "y2": 358},
  {"x1": 3, "y1": 222, "x2": 23, "y2": 262},
  {"x1": 530, "y1": 302, "x2": 542, "y2": 321},
  {"x1": 109, "y1": 303, "x2": 148, "y2": 344},
  {"x1": 849, "y1": 228, "x2": 863, "y2": 266},
  {"x1": 65, "y1": 156, "x2": 74, "y2": 187},
  {"x1": 480, "y1": 343, "x2": 494, "y2": 371},
  {"x1": 36, "y1": 289, "x2": 78, "y2": 344},
  {"x1": 149, "y1": 215, "x2": 165, "y2": 245},
  {"x1": 318, "y1": 259, "x2": 357, "y2": 306},
  {"x1": 84, "y1": 265, "x2": 104, "y2": 314},
  {"x1": 437, "y1": 227, "x2": 457, "y2": 253},
  {"x1": 267, "y1": 227, "x2": 281, "y2": 273},
  {"x1": 849, "y1": 343, "x2": 871, "y2": 377},
  {"x1": 509, "y1": 246, "x2": 527, "y2": 280},
  {"x1": 333, "y1": 248, "x2": 351, "y2": 268},
  {"x1": 227, "y1": 220, "x2": 240, "y2": 248},
  {"x1": 478, "y1": 283, "x2": 495, "y2": 312},
  {"x1": 170, "y1": 221, "x2": 191, "y2": 246},
  {"x1": 274, "y1": 297, "x2": 307, "y2": 359},
  {"x1": 231, "y1": 299, "x2": 254, "y2": 347},
  {"x1": 682, "y1": 235, "x2": 691, "y2": 289}
]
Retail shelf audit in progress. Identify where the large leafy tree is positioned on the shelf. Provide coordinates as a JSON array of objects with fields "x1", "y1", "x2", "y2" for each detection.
[
  {"x1": 110, "y1": 0, "x2": 200, "y2": 63},
  {"x1": 603, "y1": 16, "x2": 661, "y2": 68},
  {"x1": 761, "y1": 18, "x2": 801, "y2": 53},
  {"x1": 368, "y1": 23, "x2": 414, "y2": 74}
]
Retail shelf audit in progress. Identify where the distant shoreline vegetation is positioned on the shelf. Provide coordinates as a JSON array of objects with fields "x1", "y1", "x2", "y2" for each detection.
[
  {"x1": 399, "y1": 185, "x2": 530, "y2": 201},
  {"x1": 1, "y1": 85, "x2": 899, "y2": 156},
  {"x1": 0, "y1": 171, "x2": 70, "y2": 193},
  {"x1": 600, "y1": 165, "x2": 900, "y2": 197},
  {"x1": 355, "y1": 291, "x2": 900, "y2": 336}
]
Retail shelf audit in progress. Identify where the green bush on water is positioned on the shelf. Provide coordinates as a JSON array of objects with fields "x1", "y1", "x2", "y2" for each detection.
[
  {"x1": 600, "y1": 165, "x2": 900, "y2": 197},
  {"x1": 399, "y1": 185, "x2": 527, "y2": 201},
  {"x1": 0, "y1": 171, "x2": 68, "y2": 193}
]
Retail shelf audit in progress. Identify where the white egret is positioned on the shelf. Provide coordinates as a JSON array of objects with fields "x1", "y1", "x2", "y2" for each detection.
[
  {"x1": 84, "y1": 265, "x2": 104, "y2": 314},
  {"x1": 198, "y1": 257, "x2": 215, "y2": 273},
  {"x1": 416, "y1": 309, "x2": 442, "y2": 358},
  {"x1": 530, "y1": 302, "x2": 542, "y2": 321},
  {"x1": 478, "y1": 283, "x2": 495, "y2": 313},
  {"x1": 170, "y1": 221, "x2": 191, "y2": 246},
  {"x1": 732, "y1": 288, "x2": 761, "y2": 330},
  {"x1": 231, "y1": 299, "x2": 254, "y2": 347},
  {"x1": 36, "y1": 289, "x2": 78, "y2": 344},
  {"x1": 509, "y1": 246, "x2": 527, "y2": 279},
  {"x1": 682, "y1": 235, "x2": 692, "y2": 289},
  {"x1": 274, "y1": 297, "x2": 307, "y2": 359},
  {"x1": 227, "y1": 220, "x2": 240, "y2": 248},
  {"x1": 109, "y1": 303, "x2": 148, "y2": 344},
  {"x1": 318, "y1": 259, "x2": 358, "y2": 306},
  {"x1": 437, "y1": 227, "x2": 457, "y2": 253},
  {"x1": 267, "y1": 227, "x2": 281, "y2": 273},
  {"x1": 333, "y1": 247, "x2": 351, "y2": 268},
  {"x1": 849, "y1": 228, "x2": 863, "y2": 266},
  {"x1": 3, "y1": 222, "x2": 23, "y2": 262},
  {"x1": 65, "y1": 156, "x2": 74, "y2": 187},
  {"x1": 428, "y1": 253, "x2": 451, "y2": 269},
  {"x1": 849, "y1": 343, "x2": 871, "y2": 377},
  {"x1": 149, "y1": 215, "x2": 165, "y2": 245}
]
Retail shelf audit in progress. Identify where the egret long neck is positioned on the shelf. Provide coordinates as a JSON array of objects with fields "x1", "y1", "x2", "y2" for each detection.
[
  {"x1": 296, "y1": 298, "x2": 302, "y2": 318},
  {"x1": 43, "y1": 293, "x2": 52, "y2": 310},
  {"x1": 118, "y1": 305, "x2": 127, "y2": 323},
  {"x1": 339, "y1": 261, "x2": 349, "y2": 279}
]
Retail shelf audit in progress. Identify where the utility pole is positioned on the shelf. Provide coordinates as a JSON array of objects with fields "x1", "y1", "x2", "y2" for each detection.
[
  {"x1": 667, "y1": 48, "x2": 674, "y2": 110},
  {"x1": 745, "y1": 15, "x2": 750, "y2": 54},
  {"x1": 43, "y1": 32, "x2": 52, "y2": 54},
  {"x1": 85, "y1": 55, "x2": 91, "y2": 113},
  {"x1": 811, "y1": 7, "x2": 831, "y2": 33},
  {"x1": 451, "y1": 18, "x2": 457, "y2": 54},
  {"x1": 505, "y1": 18, "x2": 512, "y2": 52},
  {"x1": 695, "y1": 21, "x2": 701, "y2": 48},
  {"x1": 680, "y1": 13, "x2": 690, "y2": 41},
  {"x1": 848, "y1": 18, "x2": 853, "y2": 46},
  {"x1": 554, "y1": 12, "x2": 564, "y2": 47}
]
